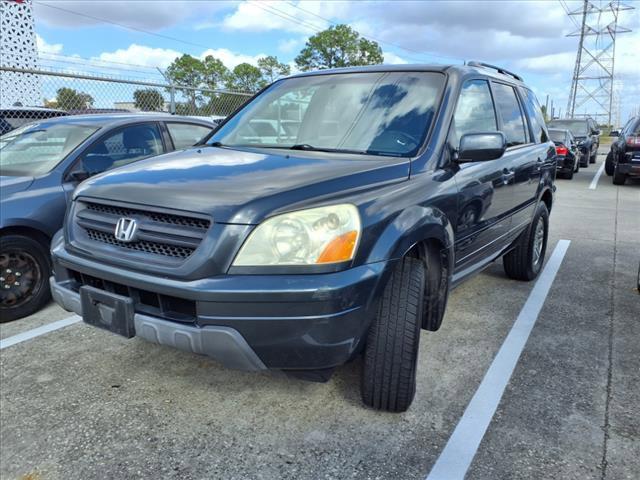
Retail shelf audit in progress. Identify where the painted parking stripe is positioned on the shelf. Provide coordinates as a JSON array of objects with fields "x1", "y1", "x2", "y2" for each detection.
[
  {"x1": 589, "y1": 161, "x2": 605, "y2": 190},
  {"x1": 0, "y1": 315, "x2": 81, "y2": 350},
  {"x1": 426, "y1": 239, "x2": 571, "y2": 480}
]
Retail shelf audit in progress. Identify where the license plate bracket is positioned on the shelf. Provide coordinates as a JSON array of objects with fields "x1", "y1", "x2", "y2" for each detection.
[{"x1": 80, "y1": 285, "x2": 135, "y2": 338}]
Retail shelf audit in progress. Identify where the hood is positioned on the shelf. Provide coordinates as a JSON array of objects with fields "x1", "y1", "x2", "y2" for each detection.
[
  {"x1": 0, "y1": 176, "x2": 34, "y2": 197},
  {"x1": 74, "y1": 146, "x2": 409, "y2": 224}
]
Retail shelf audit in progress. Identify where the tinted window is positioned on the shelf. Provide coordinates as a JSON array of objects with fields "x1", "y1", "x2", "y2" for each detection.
[
  {"x1": 548, "y1": 130, "x2": 567, "y2": 143},
  {"x1": 492, "y1": 82, "x2": 528, "y2": 146},
  {"x1": 0, "y1": 123, "x2": 98, "y2": 176},
  {"x1": 547, "y1": 120, "x2": 589, "y2": 136},
  {"x1": 452, "y1": 79, "x2": 497, "y2": 145},
  {"x1": 521, "y1": 88, "x2": 549, "y2": 143},
  {"x1": 211, "y1": 71, "x2": 445, "y2": 157},
  {"x1": 80, "y1": 123, "x2": 163, "y2": 175},
  {"x1": 166, "y1": 122, "x2": 213, "y2": 149}
]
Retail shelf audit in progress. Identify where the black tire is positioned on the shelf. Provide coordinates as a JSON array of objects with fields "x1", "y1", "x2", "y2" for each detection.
[
  {"x1": 605, "y1": 152, "x2": 615, "y2": 176},
  {"x1": 612, "y1": 165, "x2": 626, "y2": 185},
  {"x1": 503, "y1": 203, "x2": 549, "y2": 281},
  {"x1": 574, "y1": 159, "x2": 580, "y2": 173},
  {"x1": 562, "y1": 169, "x2": 574, "y2": 180},
  {"x1": 362, "y1": 257, "x2": 425, "y2": 412},
  {"x1": 0, "y1": 235, "x2": 51, "y2": 323},
  {"x1": 589, "y1": 153, "x2": 597, "y2": 164}
]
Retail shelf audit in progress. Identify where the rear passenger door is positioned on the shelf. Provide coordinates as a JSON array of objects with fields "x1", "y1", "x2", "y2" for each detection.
[
  {"x1": 450, "y1": 79, "x2": 514, "y2": 270},
  {"x1": 165, "y1": 122, "x2": 214, "y2": 150},
  {"x1": 491, "y1": 82, "x2": 545, "y2": 229}
]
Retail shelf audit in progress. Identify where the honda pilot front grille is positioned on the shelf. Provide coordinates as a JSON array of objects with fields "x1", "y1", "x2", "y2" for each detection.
[{"x1": 75, "y1": 200, "x2": 211, "y2": 261}]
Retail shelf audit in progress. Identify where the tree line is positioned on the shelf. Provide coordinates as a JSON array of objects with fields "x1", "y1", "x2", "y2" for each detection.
[{"x1": 45, "y1": 24, "x2": 384, "y2": 113}]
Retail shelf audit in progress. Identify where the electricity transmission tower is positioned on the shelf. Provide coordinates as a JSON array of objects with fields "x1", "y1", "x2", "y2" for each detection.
[{"x1": 565, "y1": 0, "x2": 633, "y2": 125}]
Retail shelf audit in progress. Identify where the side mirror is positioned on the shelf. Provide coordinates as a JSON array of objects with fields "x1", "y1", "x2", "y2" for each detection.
[
  {"x1": 458, "y1": 132, "x2": 507, "y2": 162},
  {"x1": 68, "y1": 170, "x2": 90, "y2": 182},
  {"x1": 593, "y1": 129, "x2": 601, "y2": 136},
  {"x1": 610, "y1": 130, "x2": 619, "y2": 137}
]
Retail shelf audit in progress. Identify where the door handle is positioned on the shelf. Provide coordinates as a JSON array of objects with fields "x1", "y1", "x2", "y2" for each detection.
[{"x1": 502, "y1": 168, "x2": 515, "y2": 184}]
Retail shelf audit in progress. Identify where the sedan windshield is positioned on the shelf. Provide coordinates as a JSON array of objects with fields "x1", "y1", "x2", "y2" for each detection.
[
  {"x1": 0, "y1": 123, "x2": 98, "y2": 176},
  {"x1": 547, "y1": 120, "x2": 588, "y2": 136},
  {"x1": 210, "y1": 71, "x2": 445, "y2": 157}
]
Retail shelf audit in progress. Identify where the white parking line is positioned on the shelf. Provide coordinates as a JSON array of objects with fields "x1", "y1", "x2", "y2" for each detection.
[
  {"x1": 589, "y1": 162, "x2": 605, "y2": 190},
  {"x1": 0, "y1": 315, "x2": 81, "y2": 350},
  {"x1": 425, "y1": 239, "x2": 571, "y2": 480}
]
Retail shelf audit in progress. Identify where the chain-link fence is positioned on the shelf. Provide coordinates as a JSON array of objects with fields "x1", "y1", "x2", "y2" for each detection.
[{"x1": 0, "y1": 65, "x2": 253, "y2": 134}]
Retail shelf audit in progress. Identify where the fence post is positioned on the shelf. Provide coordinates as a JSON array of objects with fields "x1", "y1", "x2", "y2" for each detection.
[{"x1": 169, "y1": 84, "x2": 176, "y2": 114}]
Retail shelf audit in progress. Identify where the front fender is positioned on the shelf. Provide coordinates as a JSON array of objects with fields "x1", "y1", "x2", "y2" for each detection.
[{"x1": 365, "y1": 205, "x2": 454, "y2": 264}]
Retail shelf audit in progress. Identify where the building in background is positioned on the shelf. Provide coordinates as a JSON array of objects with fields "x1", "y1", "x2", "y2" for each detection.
[{"x1": 0, "y1": 0, "x2": 41, "y2": 108}]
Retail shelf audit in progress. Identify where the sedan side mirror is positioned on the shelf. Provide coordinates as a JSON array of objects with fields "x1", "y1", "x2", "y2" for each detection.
[
  {"x1": 610, "y1": 130, "x2": 619, "y2": 137},
  {"x1": 458, "y1": 132, "x2": 507, "y2": 162},
  {"x1": 593, "y1": 129, "x2": 601, "y2": 136},
  {"x1": 68, "y1": 170, "x2": 90, "y2": 182}
]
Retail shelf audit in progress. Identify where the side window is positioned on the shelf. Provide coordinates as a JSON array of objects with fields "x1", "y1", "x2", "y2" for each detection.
[
  {"x1": 520, "y1": 88, "x2": 549, "y2": 144},
  {"x1": 167, "y1": 123, "x2": 213, "y2": 150},
  {"x1": 80, "y1": 123, "x2": 163, "y2": 175},
  {"x1": 491, "y1": 82, "x2": 528, "y2": 147},
  {"x1": 452, "y1": 79, "x2": 497, "y2": 145}
]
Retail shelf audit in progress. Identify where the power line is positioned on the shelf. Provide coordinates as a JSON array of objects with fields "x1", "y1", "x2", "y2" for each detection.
[{"x1": 33, "y1": 1, "x2": 216, "y2": 53}]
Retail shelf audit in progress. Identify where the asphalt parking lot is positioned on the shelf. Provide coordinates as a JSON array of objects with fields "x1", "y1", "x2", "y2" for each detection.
[{"x1": 1, "y1": 145, "x2": 638, "y2": 480}]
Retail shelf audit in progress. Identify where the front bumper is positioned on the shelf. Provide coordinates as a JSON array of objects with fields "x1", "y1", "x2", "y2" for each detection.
[{"x1": 51, "y1": 233, "x2": 389, "y2": 371}]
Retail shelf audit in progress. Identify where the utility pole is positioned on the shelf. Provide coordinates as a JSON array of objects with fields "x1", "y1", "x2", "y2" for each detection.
[{"x1": 565, "y1": 0, "x2": 633, "y2": 126}]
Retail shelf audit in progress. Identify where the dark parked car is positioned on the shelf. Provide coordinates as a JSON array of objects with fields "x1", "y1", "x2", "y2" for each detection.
[
  {"x1": 50, "y1": 63, "x2": 555, "y2": 412},
  {"x1": 0, "y1": 106, "x2": 67, "y2": 135},
  {"x1": 0, "y1": 114, "x2": 216, "y2": 321},
  {"x1": 605, "y1": 116, "x2": 640, "y2": 185},
  {"x1": 547, "y1": 118, "x2": 600, "y2": 164},
  {"x1": 548, "y1": 128, "x2": 582, "y2": 179}
]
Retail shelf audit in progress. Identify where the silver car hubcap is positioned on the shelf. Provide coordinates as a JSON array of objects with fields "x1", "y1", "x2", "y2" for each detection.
[{"x1": 532, "y1": 218, "x2": 545, "y2": 266}]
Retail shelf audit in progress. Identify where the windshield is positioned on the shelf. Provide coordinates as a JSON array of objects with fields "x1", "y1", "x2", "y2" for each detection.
[
  {"x1": 548, "y1": 130, "x2": 567, "y2": 143},
  {"x1": 547, "y1": 120, "x2": 588, "y2": 136},
  {"x1": 210, "y1": 71, "x2": 445, "y2": 157},
  {"x1": 0, "y1": 123, "x2": 99, "y2": 176}
]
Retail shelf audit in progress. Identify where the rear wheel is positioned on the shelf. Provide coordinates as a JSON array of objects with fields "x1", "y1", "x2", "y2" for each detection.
[
  {"x1": 605, "y1": 152, "x2": 615, "y2": 176},
  {"x1": 574, "y1": 158, "x2": 580, "y2": 173},
  {"x1": 503, "y1": 203, "x2": 549, "y2": 281},
  {"x1": 0, "y1": 235, "x2": 51, "y2": 322},
  {"x1": 589, "y1": 150, "x2": 597, "y2": 163},
  {"x1": 362, "y1": 257, "x2": 425, "y2": 412},
  {"x1": 612, "y1": 164, "x2": 627, "y2": 185}
]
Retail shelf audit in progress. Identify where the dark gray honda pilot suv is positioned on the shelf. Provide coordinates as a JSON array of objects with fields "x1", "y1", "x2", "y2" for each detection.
[{"x1": 51, "y1": 62, "x2": 555, "y2": 412}]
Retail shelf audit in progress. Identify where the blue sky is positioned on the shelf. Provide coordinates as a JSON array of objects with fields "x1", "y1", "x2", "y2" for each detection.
[{"x1": 29, "y1": 0, "x2": 640, "y2": 124}]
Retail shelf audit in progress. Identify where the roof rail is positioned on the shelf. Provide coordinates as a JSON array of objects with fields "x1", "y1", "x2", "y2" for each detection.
[{"x1": 466, "y1": 61, "x2": 523, "y2": 82}]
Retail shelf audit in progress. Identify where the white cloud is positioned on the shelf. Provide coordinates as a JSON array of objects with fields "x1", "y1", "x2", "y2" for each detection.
[
  {"x1": 95, "y1": 44, "x2": 182, "y2": 69},
  {"x1": 35, "y1": 34, "x2": 63, "y2": 55},
  {"x1": 383, "y1": 52, "x2": 409, "y2": 65},
  {"x1": 34, "y1": 1, "x2": 234, "y2": 30},
  {"x1": 278, "y1": 38, "x2": 303, "y2": 55},
  {"x1": 222, "y1": 1, "x2": 330, "y2": 33},
  {"x1": 199, "y1": 48, "x2": 267, "y2": 69}
]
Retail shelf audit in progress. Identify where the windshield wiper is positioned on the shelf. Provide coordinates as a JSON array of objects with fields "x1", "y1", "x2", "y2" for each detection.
[{"x1": 288, "y1": 144, "x2": 375, "y2": 155}]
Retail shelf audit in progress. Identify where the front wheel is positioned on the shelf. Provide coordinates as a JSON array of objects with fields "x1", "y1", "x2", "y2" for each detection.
[
  {"x1": 362, "y1": 257, "x2": 425, "y2": 412},
  {"x1": 0, "y1": 235, "x2": 52, "y2": 322},
  {"x1": 503, "y1": 203, "x2": 549, "y2": 281}
]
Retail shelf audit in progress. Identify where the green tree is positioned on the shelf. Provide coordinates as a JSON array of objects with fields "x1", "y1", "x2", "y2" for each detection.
[
  {"x1": 165, "y1": 54, "x2": 205, "y2": 109},
  {"x1": 540, "y1": 104, "x2": 549, "y2": 122},
  {"x1": 202, "y1": 55, "x2": 231, "y2": 91},
  {"x1": 133, "y1": 88, "x2": 165, "y2": 111},
  {"x1": 295, "y1": 24, "x2": 383, "y2": 71},
  {"x1": 257, "y1": 55, "x2": 291, "y2": 83},
  {"x1": 227, "y1": 63, "x2": 266, "y2": 93},
  {"x1": 55, "y1": 87, "x2": 94, "y2": 110}
]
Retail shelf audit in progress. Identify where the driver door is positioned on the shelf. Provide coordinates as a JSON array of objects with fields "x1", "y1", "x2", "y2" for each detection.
[{"x1": 451, "y1": 79, "x2": 515, "y2": 272}]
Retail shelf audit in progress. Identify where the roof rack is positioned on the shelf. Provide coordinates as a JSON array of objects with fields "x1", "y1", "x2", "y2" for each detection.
[{"x1": 466, "y1": 61, "x2": 523, "y2": 82}]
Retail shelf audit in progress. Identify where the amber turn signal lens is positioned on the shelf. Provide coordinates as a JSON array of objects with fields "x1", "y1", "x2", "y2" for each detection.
[{"x1": 316, "y1": 230, "x2": 358, "y2": 264}]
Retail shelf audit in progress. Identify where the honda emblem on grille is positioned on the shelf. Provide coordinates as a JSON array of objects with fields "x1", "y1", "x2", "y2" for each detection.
[{"x1": 114, "y1": 217, "x2": 138, "y2": 242}]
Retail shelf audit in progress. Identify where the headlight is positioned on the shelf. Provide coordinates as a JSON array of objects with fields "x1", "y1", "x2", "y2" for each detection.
[{"x1": 233, "y1": 204, "x2": 360, "y2": 266}]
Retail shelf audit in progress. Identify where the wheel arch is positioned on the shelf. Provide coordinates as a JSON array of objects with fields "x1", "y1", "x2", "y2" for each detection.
[{"x1": 0, "y1": 225, "x2": 52, "y2": 257}]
